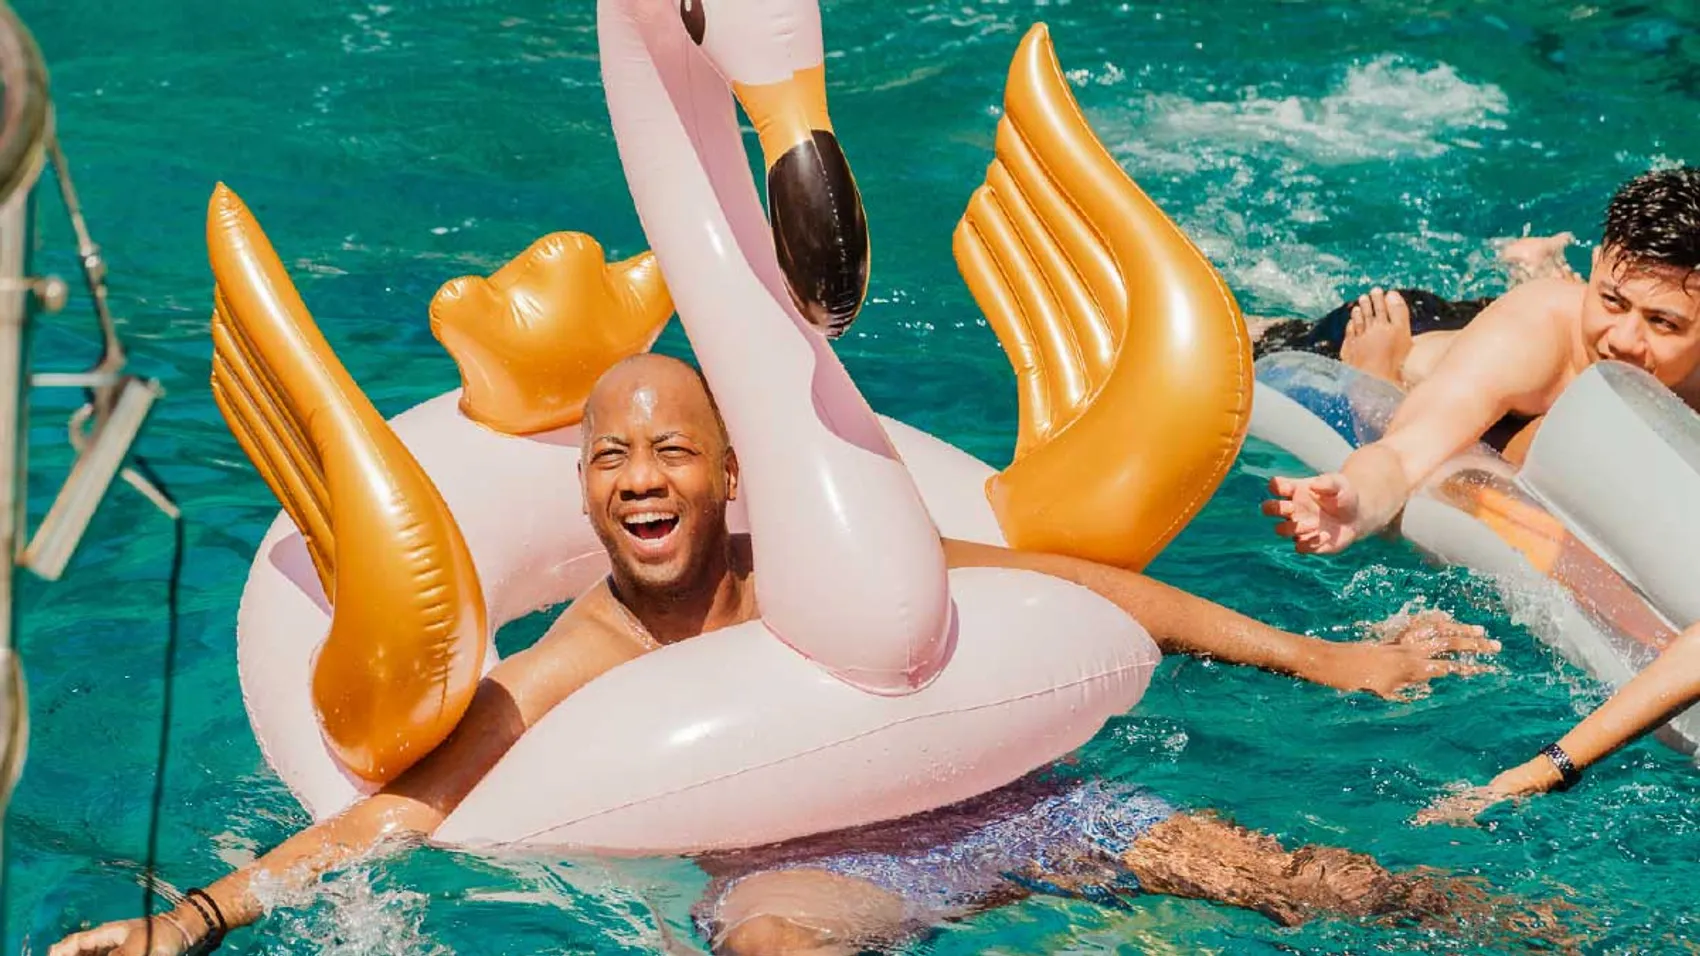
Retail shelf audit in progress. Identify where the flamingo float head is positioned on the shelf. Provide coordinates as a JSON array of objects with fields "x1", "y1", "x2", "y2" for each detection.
[{"x1": 653, "y1": 0, "x2": 870, "y2": 337}]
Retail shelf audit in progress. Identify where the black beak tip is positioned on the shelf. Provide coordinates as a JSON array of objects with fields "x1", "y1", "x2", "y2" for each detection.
[
  {"x1": 798, "y1": 283, "x2": 863, "y2": 339},
  {"x1": 768, "y1": 130, "x2": 870, "y2": 338}
]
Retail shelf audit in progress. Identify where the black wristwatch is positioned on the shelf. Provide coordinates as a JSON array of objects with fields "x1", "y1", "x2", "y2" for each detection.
[{"x1": 1539, "y1": 742, "x2": 1582, "y2": 791}]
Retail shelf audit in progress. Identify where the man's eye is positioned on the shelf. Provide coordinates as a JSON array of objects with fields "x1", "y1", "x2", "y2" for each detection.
[{"x1": 659, "y1": 446, "x2": 693, "y2": 459}]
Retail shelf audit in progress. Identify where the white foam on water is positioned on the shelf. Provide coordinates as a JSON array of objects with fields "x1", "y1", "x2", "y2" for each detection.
[
  {"x1": 1132, "y1": 57, "x2": 1507, "y2": 164},
  {"x1": 1089, "y1": 56, "x2": 1513, "y2": 317},
  {"x1": 250, "y1": 865, "x2": 447, "y2": 956}
]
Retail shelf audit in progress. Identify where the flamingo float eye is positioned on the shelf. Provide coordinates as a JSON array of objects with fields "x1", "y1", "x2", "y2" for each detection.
[{"x1": 679, "y1": 0, "x2": 706, "y2": 45}]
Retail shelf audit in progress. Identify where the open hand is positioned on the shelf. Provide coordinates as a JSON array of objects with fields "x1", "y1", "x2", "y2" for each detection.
[
  {"x1": 49, "y1": 914, "x2": 200, "y2": 956},
  {"x1": 1415, "y1": 757, "x2": 1564, "y2": 827},
  {"x1": 1264, "y1": 473, "x2": 1363, "y2": 554},
  {"x1": 1327, "y1": 610, "x2": 1500, "y2": 699},
  {"x1": 1413, "y1": 784, "x2": 1509, "y2": 827}
]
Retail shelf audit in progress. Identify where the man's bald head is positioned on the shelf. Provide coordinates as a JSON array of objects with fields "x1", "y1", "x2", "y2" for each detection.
[
  {"x1": 581, "y1": 353, "x2": 729, "y2": 454},
  {"x1": 579, "y1": 353, "x2": 739, "y2": 596}
]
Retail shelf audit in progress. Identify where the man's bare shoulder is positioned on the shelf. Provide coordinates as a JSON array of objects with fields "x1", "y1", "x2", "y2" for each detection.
[
  {"x1": 1392, "y1": 278, "x2": 1585, "y2": 424},
  {"x1": 533, "y1": 580, "x2": 650, "y2": 654},
  {"x1": 483, "y1": 581, "x2": 654, "y2": 712},
  {"x1": 1436, "y1": 278, "x2": 1580, "y2": 380},
  {"x1": 1474, "y1": 277, "x2": 1585, "y2": 335}
]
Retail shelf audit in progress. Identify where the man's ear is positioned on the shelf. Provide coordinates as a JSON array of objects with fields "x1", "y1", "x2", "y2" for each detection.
[
  {"x1": 578, "y1": 458, "x2": 588, "y2": 515},
  {"x1": 724, "y1": 448, "x2": 740, "y2": 501}
]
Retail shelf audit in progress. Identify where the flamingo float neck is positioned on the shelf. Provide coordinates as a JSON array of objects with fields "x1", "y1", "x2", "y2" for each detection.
[{"x1": 595, "y1": 0, "x2": 954, "y2": 694}]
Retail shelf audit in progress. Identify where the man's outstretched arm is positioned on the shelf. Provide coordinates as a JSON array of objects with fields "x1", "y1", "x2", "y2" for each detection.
[
  {"x1": 943, "y1": 538, "x2": 1497, "y2": 698},
  {"x1": 1263, "y1": 280, "x2": 1573, "y2": 554},
  {"x1": 50, "y1": 606, "x2": 640, "y2": 956}
]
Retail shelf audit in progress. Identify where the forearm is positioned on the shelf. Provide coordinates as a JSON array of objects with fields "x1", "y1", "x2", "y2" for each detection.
[
  {"x1": 943, "y1": 539, "x2": 1343, "y2": 682},
  {"x1": 1338, "y1": 443, "x2": 1414, "y2": 537},
  {"x1": 175, "y1": 792, "x2": 444, "y2": 934},
  {"x1": 1077, "y1": 569, "x2": 1333, "y2": 676},
  {"x1": 52, "y1": 650, "x2": 575, "y2": 955},
  {"x1": 1560, "y1": 626, "x2": 1700, "y2": 764},
  {"x1": 1498, "y1": 624, "x2": 1700, "y2": 793}
]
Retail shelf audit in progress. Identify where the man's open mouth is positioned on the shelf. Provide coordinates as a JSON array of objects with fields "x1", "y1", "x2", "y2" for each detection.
[{"x1": 621, "y1": 511, "x2": 680, "y2": 541}]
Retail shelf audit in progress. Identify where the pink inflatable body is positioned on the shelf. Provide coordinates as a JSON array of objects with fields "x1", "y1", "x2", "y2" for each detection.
[
  {"x1": 234, "y1": 0, "x2": 1165, "y2": 855},
  {"x1": 237, "y1": 395, "x2": 1160, "y2": 852}
]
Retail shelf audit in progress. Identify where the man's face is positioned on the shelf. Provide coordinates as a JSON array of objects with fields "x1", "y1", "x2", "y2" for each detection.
[
  {"x1": 580, "y1": 366, "x2": 738, "y2": 594},
  {"x1": 1582, "y1": 245, "x2": 1700, "y2": 388}
]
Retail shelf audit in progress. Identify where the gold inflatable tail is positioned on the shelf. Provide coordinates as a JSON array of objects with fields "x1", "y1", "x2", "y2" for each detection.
[
  {"x1": 430, "y1": 232, "x2": 674, "y2": 435},
  {"x1": 955, "y1": 24, "x2": 1252, "y2": 571},
  {"x1": 207, "y1": 184, "x2": 486, "y2": 784}
]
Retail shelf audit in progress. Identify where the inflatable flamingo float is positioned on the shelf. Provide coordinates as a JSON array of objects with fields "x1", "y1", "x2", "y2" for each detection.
[{"x1": 207, "y1": 0, "x2": 1252, "y2": 854}]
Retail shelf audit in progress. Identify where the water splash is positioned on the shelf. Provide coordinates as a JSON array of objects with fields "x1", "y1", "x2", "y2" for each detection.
[
  {"x1": 1129, "y1": 56, "x2": 1508, "y2": 164},
  {"x1": 249, "y1": 865, "x2": 447, "y2": 956},
  {"x1": 1092, "y1": 55, "x2": 1515, "y2": 317}
]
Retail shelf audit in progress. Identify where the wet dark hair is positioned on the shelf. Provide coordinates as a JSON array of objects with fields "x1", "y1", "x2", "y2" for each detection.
[{"x1": 1601, "y1": 165, "x2": 1700, "y2": 287}]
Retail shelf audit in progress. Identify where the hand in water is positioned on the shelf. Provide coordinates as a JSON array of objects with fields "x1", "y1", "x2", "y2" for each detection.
[
  {"x1": 1328, "y1": 610, "x2": 1500, "y2": 699},
  {"x1": 1264, "y1": 474, "x2": 1363, "y2": 554},
  {"x1": 1414, "y1": 785, "x2": 1509, "y2": 828},
  {"x1": 49, "y1": 914, "x2": 202, "y2": 956},
  {"x1": 1415, "y1": 758, "x2": 1563, "y2": 827}
]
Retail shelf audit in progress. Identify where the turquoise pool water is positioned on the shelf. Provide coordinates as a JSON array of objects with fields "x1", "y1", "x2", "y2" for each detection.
[{"x1": 9, "y1": 0, "x2": 1700, "y2": 951}]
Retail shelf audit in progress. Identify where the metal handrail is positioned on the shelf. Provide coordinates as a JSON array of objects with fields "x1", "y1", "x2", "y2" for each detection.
[
  {"x1": 0, "y1": 0, "x2": 41, "y2": 910},
  {"x1": 0, "y1": 1, "x2": 48, "y2": 206},
  {"x1": 0, "y1": 11, "x2": 175, "y2": 906}
]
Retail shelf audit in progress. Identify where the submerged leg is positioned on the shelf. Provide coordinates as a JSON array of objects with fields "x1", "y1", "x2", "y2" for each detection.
[
  {"x1": 700, "y1": 869, "x2": 910, "y2": 956},
  {"x1": 1122, "y1": 811, "x2": 1588, "y2": 947},
  {"x1": 1121, "y1": 811, "x2": 1463, "y2": 927}
]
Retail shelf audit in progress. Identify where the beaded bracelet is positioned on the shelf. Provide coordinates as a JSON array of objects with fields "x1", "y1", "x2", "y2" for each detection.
[{"x1": 179, "y1": 888, "x2": 227, "y2": 954}]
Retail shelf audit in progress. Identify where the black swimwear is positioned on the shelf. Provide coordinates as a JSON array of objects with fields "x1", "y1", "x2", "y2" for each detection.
[
  {"x1": 1254, "y1": 289, "x2": 1535, "y2": 453},
  {"x1": 1252, "y1": 289, "x2": 1493, "y2": 361}
]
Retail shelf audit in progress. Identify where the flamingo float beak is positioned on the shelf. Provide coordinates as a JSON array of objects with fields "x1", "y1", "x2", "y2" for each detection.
[{"x1": 733, "y1": 66, "x2": 869, "y2": 338}]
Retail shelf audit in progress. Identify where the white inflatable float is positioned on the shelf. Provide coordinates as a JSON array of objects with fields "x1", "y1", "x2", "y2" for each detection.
[{"x1": 1251, "y1": 352, "x2": 1700, "y2": 753}]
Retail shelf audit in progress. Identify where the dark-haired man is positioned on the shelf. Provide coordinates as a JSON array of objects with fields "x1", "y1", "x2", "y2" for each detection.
[{"x1": 1262, "y1": 165, "x2": 1700, "y2": 554}]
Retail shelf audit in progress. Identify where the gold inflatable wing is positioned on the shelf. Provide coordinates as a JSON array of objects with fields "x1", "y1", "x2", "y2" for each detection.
[
  {"x1": 956, "y1": 24, "x2": 1253, "y2": 571},
  {"x1": 431, "y1": 232, "x2": 673, "y2": 435},
  {"x1": 207, "y1": 184, "x2": 487, "y2": 784}
]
